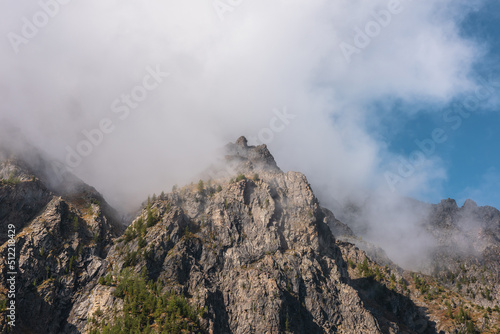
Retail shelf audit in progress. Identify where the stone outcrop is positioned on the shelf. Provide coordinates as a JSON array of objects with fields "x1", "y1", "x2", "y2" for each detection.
[{"x1": 0, "y1": 146, "x2": 124, "y2": 333}]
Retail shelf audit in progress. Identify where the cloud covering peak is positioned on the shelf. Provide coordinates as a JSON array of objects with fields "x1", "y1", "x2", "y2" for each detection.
[{"x1": 0, "y1": 0, "x2": 490, "y2": 211}]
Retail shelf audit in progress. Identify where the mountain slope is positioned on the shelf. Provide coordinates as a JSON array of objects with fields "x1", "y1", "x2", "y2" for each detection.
[
  {"x1": 0, "y1": 146, "x2": 125, "y2": 333},
  {"x1": 424, "y1": 199, "x2": 500, "y2": 310},
  {"x1": 82, "y1": 138, "x2": 382, "y2": 333},
  {"x1": 0, "y1": 137, "x2": 499, "y2": 333}
]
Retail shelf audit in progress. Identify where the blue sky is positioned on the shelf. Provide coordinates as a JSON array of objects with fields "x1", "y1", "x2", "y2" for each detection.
[{"x1": 382, "y1": 0, "x2": 500, "y2": 208}]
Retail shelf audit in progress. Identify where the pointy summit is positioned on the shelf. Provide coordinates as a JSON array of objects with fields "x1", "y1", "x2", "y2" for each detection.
[{"x1": 224, "y1": 136, "x2": 281, "y2": 173}]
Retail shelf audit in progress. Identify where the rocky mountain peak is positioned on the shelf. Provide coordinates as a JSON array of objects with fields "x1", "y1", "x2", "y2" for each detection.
[
  {"x1": 224, "y1": 136, "x2": 281, "y2": 174},
  {"x1": 462, "y1": 198, "x2": 478, "y2": 210},
  {"x1": 0, "y1": 145, "x2": 125, "y2": 241},
  {"x1": 438, "y1": 198, "x2": 459, "y2": 211},
  {"x1": 235, "y1": 135, "x2": 248, "y2": 148}
]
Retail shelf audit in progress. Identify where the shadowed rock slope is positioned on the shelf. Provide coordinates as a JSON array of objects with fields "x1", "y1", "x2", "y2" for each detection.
[{"x1": 0, "y1": 146, "x2": 125, "y2": 333}]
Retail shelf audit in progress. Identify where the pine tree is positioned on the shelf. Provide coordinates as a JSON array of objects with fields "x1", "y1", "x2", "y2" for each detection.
[
  {"x1": 197, "y1": 180, "x2": 204, "y2": 194},
  {"x1": 146, "y1": 202, "x2": 154, "y2": 227}
]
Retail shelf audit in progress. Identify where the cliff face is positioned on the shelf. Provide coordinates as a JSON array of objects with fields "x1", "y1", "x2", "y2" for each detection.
[
  {"x1": 0, "y1": 137, "x2": 499, "y2": 334},
  {"x1": 424, "y1": 199, "x2": 500, "y2": 309},
  {"x1": 324, "y1": 194, "x2": 500, "y2": 333},
  {"x1": 0, "y1": 148, "x2": 124, "y2": 333},
  {"x1": 81, "y1": 138, "x2": 382, "y2": 333},
  {"x1": 425, "y1": 198, "x2": 500, "y2": 257}
]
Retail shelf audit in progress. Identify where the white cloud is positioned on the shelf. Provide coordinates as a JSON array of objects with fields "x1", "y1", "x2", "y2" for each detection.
[{"x1": 0, "y1": 0, "x2": 490, "y2": 213}]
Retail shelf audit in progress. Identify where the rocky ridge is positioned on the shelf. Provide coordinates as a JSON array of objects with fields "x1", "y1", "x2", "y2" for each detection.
[
  {"x1": 0, "y1": 145, "x2": 125, "y2": 333},
  {"x1": 424, "y1": 199, "x2": 500, "y2": 311},
  {"x1": 0, "y1": 137, "x2": 499, "y2": 333}
]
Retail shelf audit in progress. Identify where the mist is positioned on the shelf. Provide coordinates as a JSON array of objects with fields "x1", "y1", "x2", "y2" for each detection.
[{"x1": 0, "y1": 0, "x2": 494, "y2": 269}]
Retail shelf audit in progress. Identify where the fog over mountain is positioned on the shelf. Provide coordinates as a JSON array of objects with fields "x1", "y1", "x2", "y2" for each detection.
[{"x1": 1, "y1": 0, "x2": 497, "y2": 269}]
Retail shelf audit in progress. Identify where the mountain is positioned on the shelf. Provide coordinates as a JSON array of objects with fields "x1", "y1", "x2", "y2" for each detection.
[
  {"x1": 0, "y1": 136, "x2": 499, "y2": 333},
  {"x1": 332, "y1": 194, "x2": 500, "y2": 311},
  {"x1": 424, "y1": 199, "x2": 500, "y2": 309},
  {"x1": 0, "y1": 142, "x2": 125, "y2": 332}
]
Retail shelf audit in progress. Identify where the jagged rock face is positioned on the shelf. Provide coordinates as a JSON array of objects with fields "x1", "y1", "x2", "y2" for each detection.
[
  {"x1": 224, "y1": 136, "x2": 281, "y2": 173},
  {"x1": 423, "y1": 199, "x2": 500, "y2": 308},
  {"x1": 425, "y1": 198, "x2": 500, "y2": 254},
  {"x1": 0, "y1": 177, "x2": 52, "y2": 245},
  {"x1": 0, "y1": 196, "x2": 116, "y2": 333},
  {"x1": 333, "y1": 193, "x2": 500, "y2": 310},
  {"x1": 336, "y1": 241, "x2": 439, "y2": 334},
  {"x1": 103, "y1": 169, "x2": 381, "y2": 333},
  {"x1": 322, "y1": 207, "x2": 356, "y2": 241},
  {"x1": 0, "y1": 153, "x2": 124, "y2": 333}
]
